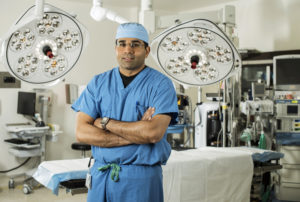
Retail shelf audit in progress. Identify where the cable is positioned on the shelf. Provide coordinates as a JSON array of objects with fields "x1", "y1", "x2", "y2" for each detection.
[{"x1": 0, "y1": 157, "x2": 31, "y2": 173}]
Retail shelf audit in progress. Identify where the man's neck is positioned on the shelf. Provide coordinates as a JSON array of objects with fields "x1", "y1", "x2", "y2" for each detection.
[
  {"x1": 119, "y1": 65, "x2": 145, "y2": 77},
  {"x1": 119, "y1": 66, "x2": 147, "y2": 88}
]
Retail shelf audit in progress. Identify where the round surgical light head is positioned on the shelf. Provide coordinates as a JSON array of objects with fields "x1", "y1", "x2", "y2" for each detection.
[
  {"x1": 0, "y1": 4, "x2": 89, "y2": 85},
  {"x1": 151, "y1": 19, "x2": 241, "y2": 86}
]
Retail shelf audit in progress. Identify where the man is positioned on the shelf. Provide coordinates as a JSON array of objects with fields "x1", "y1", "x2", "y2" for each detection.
[{"x1": 72, "y1": 22, "x2": 178, "y2": 202}]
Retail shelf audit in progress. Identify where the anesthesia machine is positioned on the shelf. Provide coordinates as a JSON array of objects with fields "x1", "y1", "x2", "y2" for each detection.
[{"x1": 239, "y1": 49, "x2": 300, "y2": 201}]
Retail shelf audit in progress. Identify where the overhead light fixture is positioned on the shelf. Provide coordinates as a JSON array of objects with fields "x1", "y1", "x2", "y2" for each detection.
[
  {"x1": 90, "y1": 0, "x2": 128, "y2": 24},
  {"x1": 150, "y1": 19, "x2": 241, "y2": 86},
  {"x1": 0, "y1": 0, "x2": 89, "y2": 85}
]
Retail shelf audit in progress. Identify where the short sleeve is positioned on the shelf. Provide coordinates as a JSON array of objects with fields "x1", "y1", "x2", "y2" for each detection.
[
  {"x1": 151, "y1": 78, "x2": 178, "y2": 125},
  {"x1": 71, "y1": 76, "x2": 99, "y2": 119}
]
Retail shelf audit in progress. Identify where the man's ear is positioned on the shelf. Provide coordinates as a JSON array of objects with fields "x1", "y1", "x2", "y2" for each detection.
[{"x1": 145, "y1": 46, "x2": 150, "y2": 58}]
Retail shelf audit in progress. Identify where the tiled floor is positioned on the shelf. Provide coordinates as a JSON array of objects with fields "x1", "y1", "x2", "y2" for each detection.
[{"x1": 0, "y1": 182, "x2": 87, "y2": 202}]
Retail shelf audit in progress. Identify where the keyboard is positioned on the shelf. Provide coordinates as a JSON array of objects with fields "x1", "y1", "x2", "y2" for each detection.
[
  {"x1": 4, "y1": 138, "x2": 29, "y2": 144},
  {"x1": 4, "y1": 138, "x2": 40, "y2": 149}
]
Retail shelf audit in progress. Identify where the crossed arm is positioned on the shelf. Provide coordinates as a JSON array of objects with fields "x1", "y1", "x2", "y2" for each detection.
[{"x1": 75, "y1": 108, "x2": 171, "y2": 147}]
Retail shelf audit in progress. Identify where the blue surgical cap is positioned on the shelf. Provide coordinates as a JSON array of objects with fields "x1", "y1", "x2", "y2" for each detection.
[{"x1": 115, "y1": 23, "x2": 149, "y2": 43}]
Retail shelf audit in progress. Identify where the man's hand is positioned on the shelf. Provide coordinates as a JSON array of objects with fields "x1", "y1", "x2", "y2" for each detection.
[{"x1": 141, "y1": 107, "x2": 155, "y2": 121}]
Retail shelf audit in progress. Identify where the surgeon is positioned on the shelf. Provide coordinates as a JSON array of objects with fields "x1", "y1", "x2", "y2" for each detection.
[{"x1": 72, "y1": 22, "x2": 178, "y2": 202}]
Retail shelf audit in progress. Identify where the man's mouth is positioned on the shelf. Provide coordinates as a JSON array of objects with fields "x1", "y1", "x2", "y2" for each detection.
[{"x1": 123, "y1": 57, "x2": 134, "y2": 62}]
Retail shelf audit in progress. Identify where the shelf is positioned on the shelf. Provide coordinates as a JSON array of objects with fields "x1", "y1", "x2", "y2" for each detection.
[
  {"x1": 5, "y1": 142, "x2": 40, "y2": 149},
  {"x1": 4, "y1": 138, "x2": 40, "y2": 149},
  {"x1": 9, "y1": 148, "x2": 41, "y2": 158},
  {"x1": 5, "y1": 125, "x2": 49, "y2": 133}
]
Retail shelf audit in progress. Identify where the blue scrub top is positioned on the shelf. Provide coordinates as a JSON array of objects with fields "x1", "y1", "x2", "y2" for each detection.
[{"x1": 72, "y1": 67, "x2": 178, "y2": 166}]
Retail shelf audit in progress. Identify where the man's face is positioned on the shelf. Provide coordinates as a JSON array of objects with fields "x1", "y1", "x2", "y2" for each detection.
[{"x1": 115, "y1": 38, "x2": 150, "y2": 72}]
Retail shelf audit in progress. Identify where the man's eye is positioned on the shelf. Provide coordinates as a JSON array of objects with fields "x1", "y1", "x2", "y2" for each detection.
[
  {"x1": 119, "y1": 43, "x2": 126, "y2": 47},
  {"x1": 133, "y1": 43, "x2": 141, "y2": 47}
]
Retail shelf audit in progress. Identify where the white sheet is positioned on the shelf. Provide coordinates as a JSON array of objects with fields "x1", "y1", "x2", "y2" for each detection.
[
  {"x1": 33, "y1": 147, "x2": 254, "y2": 201},
  {"x1": 33, "y1": 158, "x2": 90, "y2": 195},
  {"x1": 162, "y1": 147, "x2": 253, "y2": 202}
]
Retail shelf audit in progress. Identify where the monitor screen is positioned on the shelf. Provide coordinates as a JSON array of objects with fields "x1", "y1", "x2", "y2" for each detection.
[
  {"x1": 287, "y1": 105, "x2": 298, "y2": 115},
  {"x1": 274, "y1": 55, "x2": 300, "y2": 90},
  {"x1": 17, "y1": 91, "x2": 36, "y2": 116}
]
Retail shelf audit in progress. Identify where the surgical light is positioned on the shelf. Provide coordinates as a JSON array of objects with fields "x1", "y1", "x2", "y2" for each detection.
[
  {"x1": 0, "y1": 1, "x2": 88, "y2": 85},
  {"x1": 151, "y1": 19, "x2": 241, "y2": 86}
]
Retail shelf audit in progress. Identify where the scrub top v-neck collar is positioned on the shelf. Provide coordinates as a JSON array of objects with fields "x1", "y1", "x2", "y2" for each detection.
[{"x1": 116, "y1": 66, "x2": 149, "y2": 90}]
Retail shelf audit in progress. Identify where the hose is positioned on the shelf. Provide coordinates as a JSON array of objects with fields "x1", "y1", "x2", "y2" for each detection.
[{"x1": 0, "y1": 157, "x2": 31, "y2": 173}]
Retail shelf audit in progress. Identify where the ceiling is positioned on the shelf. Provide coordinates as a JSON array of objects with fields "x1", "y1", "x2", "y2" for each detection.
[{"x1": 69, "y1": 0, "x2": 235, "y2": 12}]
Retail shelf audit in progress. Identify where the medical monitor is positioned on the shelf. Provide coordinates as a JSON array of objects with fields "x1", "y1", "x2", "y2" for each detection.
[
  {"x1": 17, "y1": 91, "x2": 36, "y2": 116},
  {"x1": 241, "y1": 63, "x2": 271, "y2": 95},
  {"x1": 273, "y1": 55, "x2": 300, "y2": 91},
  {"x1": 252, "y1": 82, "x2": 265, "y2": 99}
]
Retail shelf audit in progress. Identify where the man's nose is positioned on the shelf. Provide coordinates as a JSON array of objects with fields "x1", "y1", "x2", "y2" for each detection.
[{"x1": 123, "y1": 44, "x2": 134, "y2": 52}]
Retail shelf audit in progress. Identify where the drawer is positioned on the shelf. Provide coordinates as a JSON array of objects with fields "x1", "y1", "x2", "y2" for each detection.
[
  {"x1": 275, "y1": 183, "x2": 300, "y2": 201},
  {"x1": 280, "y1": 166, "x2": 300, "y2": 183},
  {"x1": 279, "y1": 145, "x2": 300, "y2": 164}
]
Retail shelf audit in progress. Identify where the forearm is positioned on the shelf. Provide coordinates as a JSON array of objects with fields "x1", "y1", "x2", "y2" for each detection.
[
  {"x1": 95, "y1": 115, "x2": 171, "y2": 144},
  {"x1": 108, "y1": 120, "x2": 156, "y2": 144},
  {"x1": 76, "y1": 113, "x2": 132, "y2": 147}
]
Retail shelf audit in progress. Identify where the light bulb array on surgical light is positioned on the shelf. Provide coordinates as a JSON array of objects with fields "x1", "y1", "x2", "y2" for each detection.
[
  {"x1": 0, "y1": 1, "x2": 88, "y2": 85},
  {"x1": 151, "y1": 19, "x2": 241, "y2": 86}
]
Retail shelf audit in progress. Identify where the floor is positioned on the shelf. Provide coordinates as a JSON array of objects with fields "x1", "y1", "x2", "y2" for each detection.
[{"x1": 0, "y1": 179, "x2": 87, "y2": 202}]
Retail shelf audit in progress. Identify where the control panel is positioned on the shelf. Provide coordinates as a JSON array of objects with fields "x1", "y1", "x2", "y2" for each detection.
[
  {"x1": 276, "y1": 118, "x2": 300, "y2": 133},
  {"x1": 275, "y1": 100, "x2": 300, "y2": 133},
  {"x1": 275, "y1": 100, "x2": 300, "y2": 117}
]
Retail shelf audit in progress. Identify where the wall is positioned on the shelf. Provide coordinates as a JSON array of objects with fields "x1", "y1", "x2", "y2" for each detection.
[
  {"x1": 237, "y1": 0, "x2": 300, "y2": 51},
  {"x1": 184, "y1": 0, "x2": 300, "y2": 51}
]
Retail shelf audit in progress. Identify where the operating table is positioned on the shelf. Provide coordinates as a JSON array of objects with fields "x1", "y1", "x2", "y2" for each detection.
[{"x1": 33, "y1": 147, "x2": 283, "y2": 202}]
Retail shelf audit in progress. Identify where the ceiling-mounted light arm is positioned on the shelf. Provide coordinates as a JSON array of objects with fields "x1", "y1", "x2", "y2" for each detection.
[
  {"x1": 90, "y1": 0, "x2": 105, "y2": 21},
  {"x1": 139, "y1": 0, "x2": 155, "y2": 33},
  {"x1": 139, "y1": 4, "x2": 235, "y2": 37},
  {"x1": 157, "y1": 6, "x2": 235, "y2": 29},
  {"x1": 35, "y1": 0, "x2": 45, "y2": 19},
  {"x1": 141, "y1": 0, "x2": 153, "y2": 11},
  {"x1": 105, "y1": 10, "x2": 129, "y2": 24},
  {"x1": 93, "y1": 0, "x2": 102, "y2": 7},
  {"x1": 90, "y1": 0, "x2": 129, "y2": 24}
]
